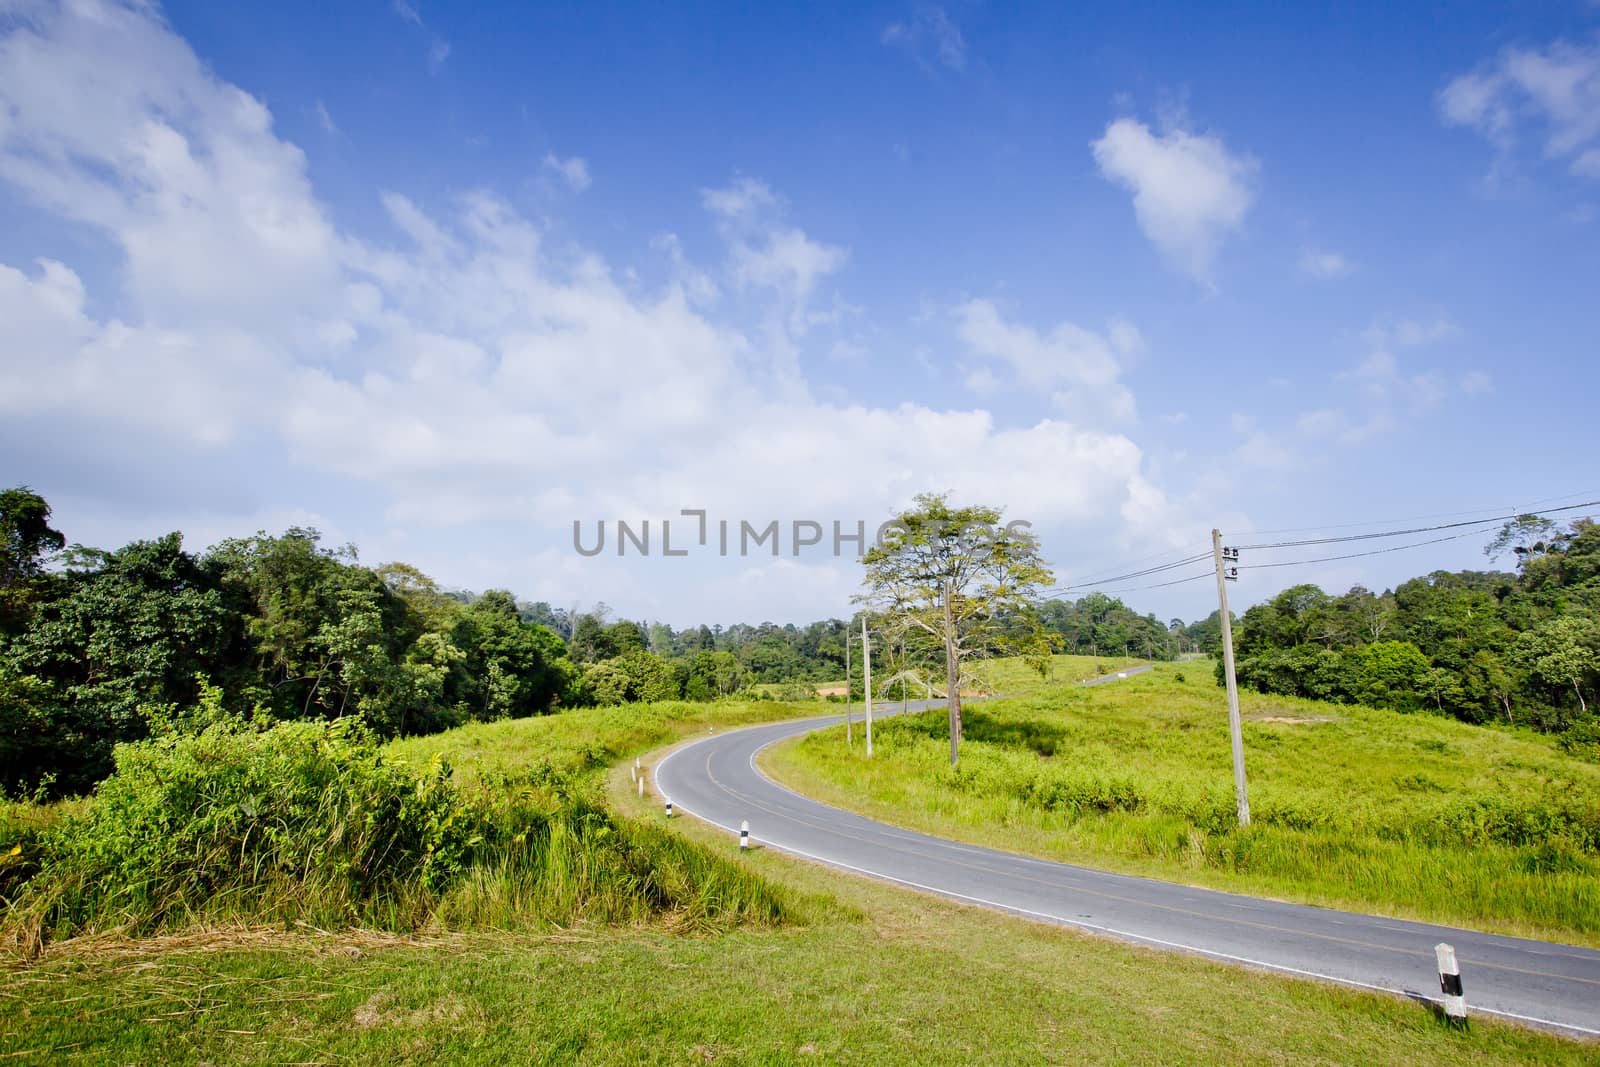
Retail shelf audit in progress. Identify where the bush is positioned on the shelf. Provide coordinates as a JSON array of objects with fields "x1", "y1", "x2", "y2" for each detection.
[
  {"x1": 1557, "y1": 719, "x2": 1600, "y2": 763},
  {"x1": 5, "y1": 719, "x2": 469, "y2": 945},
  {"x1": 3, "y1": 716, "x2": 792, "y2": 951}
]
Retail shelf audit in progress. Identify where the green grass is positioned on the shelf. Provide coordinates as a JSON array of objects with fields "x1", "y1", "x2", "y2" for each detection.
[
  {"x1": 980, "y1": 652, "x2": 1145, "y2": 695},
  {"x1": 2, "y1": 701, "x2": 828, "y2": 952},
  {"x1": 383, "y1": 697, "x2": 825, "y2": 789},
  {"x1": 1, "y1": 750, "x2": 1589, "y2": 1065},
  {"x1": 4, "y1": 687, "x2": 1596, "y2": 1063},
  {"x1": 766, "y1": 659, "x2": 1600, "y2": 944}
]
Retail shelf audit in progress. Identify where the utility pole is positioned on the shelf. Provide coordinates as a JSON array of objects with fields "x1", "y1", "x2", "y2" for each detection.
[
  {"x1": 862, "y1": 617, "x2": 873, "y2": 757},
  {"x1": 844, "y1": 617, "x2": 853, "y2": 746},
  {"x1": 1212, "y1": 528, "x2": 1250, "y2": 827},
  {"x1": 944, "y1": 578, "x2": 960, "y2": 766},
  {"x1": 900, "y1": 633, "x2": 908, "y2": 713}
]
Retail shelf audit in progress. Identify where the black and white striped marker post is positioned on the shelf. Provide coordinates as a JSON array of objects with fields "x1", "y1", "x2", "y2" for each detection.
[
  {"x1": 740, "y1": 820, "x2": 749, "y2": 851},
  {"x1": 665, "y1": 798, "x2": 673, "y2": 818},
  {"x1": 1435, "y1": 943, "x2": 1467, "y2": 1025}
]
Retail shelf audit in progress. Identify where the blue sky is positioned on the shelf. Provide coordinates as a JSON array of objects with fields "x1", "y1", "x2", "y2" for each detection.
[{"x1": 2, "y1": 0, "x2": 1598, "y2": 626}]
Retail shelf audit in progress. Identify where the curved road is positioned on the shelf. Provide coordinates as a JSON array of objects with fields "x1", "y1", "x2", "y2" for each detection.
[{"x1": 656, "y1": 680, "x2": 1600, "y2": 1039}]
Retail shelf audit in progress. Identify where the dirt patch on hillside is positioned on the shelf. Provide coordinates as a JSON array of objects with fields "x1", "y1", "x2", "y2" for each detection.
[{"x1": 1249, "y1": 715, "x2": 1335, "y2": 725}]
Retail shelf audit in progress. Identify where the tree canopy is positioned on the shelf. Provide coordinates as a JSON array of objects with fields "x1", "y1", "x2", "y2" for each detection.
[{"x1": 857, "y1": 493, "x2": 1053, "y2": 765}]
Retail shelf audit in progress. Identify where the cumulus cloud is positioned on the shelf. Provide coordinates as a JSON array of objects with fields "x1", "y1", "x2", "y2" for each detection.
[
  {"x1": 882, "y1": 6, "x2": 966, "y2": 72},
  {"x1": 1091, "y1": 117, "x2": 1257, "y2": 284},
  {"x1": 1439, "y1": 36, "x2": 1600, "y2": 180},
  {"x1": 0, "y1": 0, "x2": 1206, "y2": 621}
]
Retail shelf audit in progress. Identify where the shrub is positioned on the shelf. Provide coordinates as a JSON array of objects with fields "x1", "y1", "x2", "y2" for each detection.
[{"x1": 3, "y1": 716, "x2": 792, "y2": 952}]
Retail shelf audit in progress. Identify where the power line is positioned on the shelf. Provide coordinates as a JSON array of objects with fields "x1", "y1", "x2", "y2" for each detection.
[
  {"x1": 1238, "y1": 500, "x2": 1599, "y2": 552},
  {"x1": 1238, "y1": 529, "x2": 1490, "y2": 571},
  {"x1": 1063, "y1": 541, "x2": 1213, "y2": 584},
  {"x1": 1241, "y1": 491, "x2": 1600, "y2": 538},
  {"x1": 1091, "y1": 568, "x2": 1215, "y2": 595},
  {"x1": 1031, "y1": 496, "x2": 1598, "y2": 604},
  {"x1": 1070, "y1": 551, "x2": 1213, "y2": 588},
  {"x1": 1040, "y1": 550, "x2": 1211, "y2": 600}
]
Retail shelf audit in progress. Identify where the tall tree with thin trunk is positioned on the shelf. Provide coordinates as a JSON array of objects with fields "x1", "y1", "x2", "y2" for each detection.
[{"x1": 856, "y1": 494, "x2": 1053, "y2": 765}]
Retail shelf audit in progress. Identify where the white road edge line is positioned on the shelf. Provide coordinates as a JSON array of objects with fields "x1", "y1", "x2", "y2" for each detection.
[{"x1": 653, "y1": 722, "x2": 1600, "y2": 1041}]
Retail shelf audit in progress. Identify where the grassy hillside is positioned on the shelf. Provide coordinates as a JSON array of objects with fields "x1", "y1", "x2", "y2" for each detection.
[
  {"x1": 767, "y1": 660, "x2": 1600, "y2": 943},
  {"x1": 2, "y1": 759, "x2": 1591, "y2": 1065},
  {"x1": 1, "y1": 700, "x2": 828, "y2": 954},
  {"x1": 5, "y1": 687, "x2": 1596, "y2": 1062}
]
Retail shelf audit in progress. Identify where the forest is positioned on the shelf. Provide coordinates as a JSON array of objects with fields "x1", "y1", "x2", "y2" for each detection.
[
  {"x1": 0, "y1": 486, "x2": 1164, "y2": 795},
  {"x1": 1220, "y1": 517, "x2": 1600, "y2": 743},
  {"x1": 4, "y1": 484, "x2": 1595, "y2": 798}
]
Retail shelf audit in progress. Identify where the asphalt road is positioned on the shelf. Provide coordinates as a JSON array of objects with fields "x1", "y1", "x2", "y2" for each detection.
[{"x1": 655, "y1": 677, "x2": 1600, "y2": 1039}]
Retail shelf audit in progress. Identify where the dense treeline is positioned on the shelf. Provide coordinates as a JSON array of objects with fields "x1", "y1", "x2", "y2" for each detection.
[
  {"x1": 0, "y1": 488, "x2": 861, "y2": 795},
  {"x1": 9, "y1": 482, "x2": 1595, "y2": 798},
  {"x1": 1034, "y1": 593, "x2": 1185, "y2": 661},
  {"x1": 1228, "y1": 517, "x2": 1600, "y2": 740}
]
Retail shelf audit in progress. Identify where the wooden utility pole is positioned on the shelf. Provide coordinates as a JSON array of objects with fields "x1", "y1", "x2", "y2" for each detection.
[
  {"x1": 845, "y1": 619, "x2": 853, "y2": 746},
  {"x1": 900, "y1": 633, "x2": 908, "y2": 713},
  {"x1": 862, "y1": 617, "x2": 873, "y2": 757},
  {"x1": 1212, "y1": 528, "x2": 1251, "y2": 827},
  {"x1": 943, "y1": 578, "x2": 961, "y2": 767}
]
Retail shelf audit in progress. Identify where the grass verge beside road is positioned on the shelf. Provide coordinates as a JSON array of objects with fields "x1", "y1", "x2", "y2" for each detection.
[
  {"x1": 765, "y1": 660, "x2": 1600, "y2": 944},
  {"x1": 3, "y1": 687, "x2": 1595, "y2": 1063}
]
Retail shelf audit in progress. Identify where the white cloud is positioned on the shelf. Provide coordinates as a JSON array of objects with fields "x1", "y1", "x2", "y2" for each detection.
[
  {"x1": 1295, "y1": 408, "x2": 1393, "y2": 447},
  {"x1": 1439, "y1": 37, "x2": 1600, "y2": 180},
  {"x1": 882, "y1": 6, "x2": 966, "y2": 72},
  {"x1": 1233, "y1": 429, "x2": 1300, "y2": 471},
  {"x1": 389, "y1": 0, "x2": 450, "y2": 73},
  {"x1": 702, "y1": 176, "x2": 847, "y2": 338},
  {"x1": 1461, "y1": 370, "x2": 1492, "y2": 395},
  {"x1": 1294, "y1": 315, "x2": 1463, "y2": 451},
  {"x1": 1350, "y1": 319, "x2": 1458, "y2": 413},
  {"x1": 955, "y1": 299, "x2": 1135, "y2": 424},
  {"x1": 0, "y1": 0, "x2": 1209, "y2": 622},
  {"x1": 392, "y1": 0, "x2": 423, "y2": 28},
  {"x1": 543, "y1": 153, "x2": 592, "y2": 192},
  {"x1": 1371, "y1": 316, "x2": 1460, "y2": 350},
  {"x1": 1091, "y1": 117, "x2": 1257, "y2": 283},
  {"x1": 1299, "y1": 248, "x2": 1351, "y2": 278},
  {"x1": 314, "y1": 100, "x2": 337, "y2": 135}
]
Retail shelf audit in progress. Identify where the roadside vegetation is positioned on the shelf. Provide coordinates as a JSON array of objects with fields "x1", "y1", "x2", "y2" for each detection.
[
  {"x1": 768, "y1": 659, "x2": 1600, "y2": 943},
  {"x1": 0, "y1": 698, "x2": 820, "y2": 957},
  {"x1": 4, "y1": 483, "x2": 1598, "y2": 1059},
  {"x1": 0, "y1": 714, "x2": 1592, "y2": 1065}
]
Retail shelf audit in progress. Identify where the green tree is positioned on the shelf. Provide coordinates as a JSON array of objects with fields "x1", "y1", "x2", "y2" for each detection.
[
  {"x1": 2, "y1": 533, "x2": 235, "y2": 789},
  {"x1": 858, "y1": 493, "x2": 1053, "y2": 765},
  {"x1": 1516, "y1": 616, "x2": 1599, "y2": 722},
  {"x1": 448, "y1": 601, "x2": 578, "y2": 720},
  {"x1": 0, "y1": 486, "x2": 66, "y2": 635},
  {"x1": 568, "y1": 614, "x2": 615, "y2": 664}
]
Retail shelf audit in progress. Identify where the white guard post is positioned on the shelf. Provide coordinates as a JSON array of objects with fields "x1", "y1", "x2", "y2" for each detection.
[{"x1": 1435, "y1": 943, "x2": 1466, "y2": 1024}]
